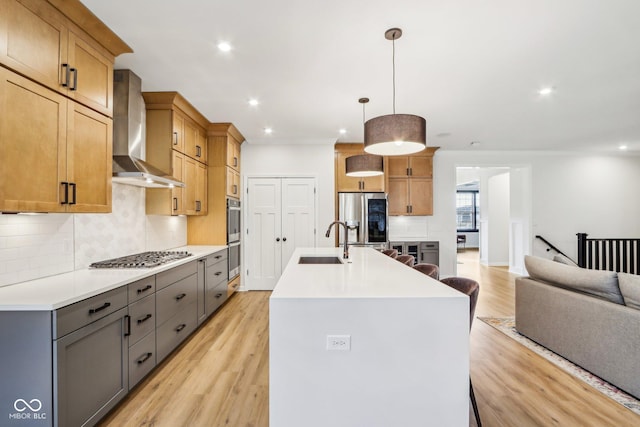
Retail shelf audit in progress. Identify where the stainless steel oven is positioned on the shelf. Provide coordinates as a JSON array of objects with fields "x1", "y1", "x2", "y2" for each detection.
[
  {"x1": 227, "y1": 198, "x2": 241, "y2": 243},
  {"x1": 228, "y1": 241, "x2": 240, "y2": 279}
]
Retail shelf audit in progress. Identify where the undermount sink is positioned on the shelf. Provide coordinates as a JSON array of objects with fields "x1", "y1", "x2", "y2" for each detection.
[{"x1": 298, "y1": 256, "x2": 344, "y2": 264}]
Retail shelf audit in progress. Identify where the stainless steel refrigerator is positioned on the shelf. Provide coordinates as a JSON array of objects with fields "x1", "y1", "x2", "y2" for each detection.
[{"x1": 338, "y1": 192, "x2": 388, "y2": 249}]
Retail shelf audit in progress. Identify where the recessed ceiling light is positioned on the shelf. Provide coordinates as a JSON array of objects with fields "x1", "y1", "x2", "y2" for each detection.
[
  {"x1": 248, "y1": 99, "x2": 259, "y2": 106},
  {"x1": 538, "y1": 86, "x2": 554, "y2": 96},
  {"x1": 217, "y1": 42, "x2": 232, "y2": 52},
  {"x1": 619, "y1": 144, "x2": 628, "y2": 151},
  {"x1": 339, "y1": 129, "x2": 347, "y2": 135},
  {"x1": 264, "y1": 127, "x2": 273, "y2": 134}
]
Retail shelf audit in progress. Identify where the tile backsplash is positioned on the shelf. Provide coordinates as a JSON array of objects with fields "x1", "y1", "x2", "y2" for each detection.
[{"x1": 0, "y1": 183, "x2": 186, "y2": 287}]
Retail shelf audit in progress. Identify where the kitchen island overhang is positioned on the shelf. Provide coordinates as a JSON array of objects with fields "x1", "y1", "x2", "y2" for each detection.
[{"x1": 270, "y1": 247, "x2": 470, "y2": 427}]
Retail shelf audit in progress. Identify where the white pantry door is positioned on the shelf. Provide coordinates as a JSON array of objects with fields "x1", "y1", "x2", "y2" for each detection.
[{"x1": 246, "y1": 177, "x2": 316, "y2": 290}]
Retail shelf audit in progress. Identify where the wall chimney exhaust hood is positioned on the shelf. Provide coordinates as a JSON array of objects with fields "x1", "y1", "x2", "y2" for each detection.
[{"x1": 112, "y1": 70, "x2": 184, "y2": 188}]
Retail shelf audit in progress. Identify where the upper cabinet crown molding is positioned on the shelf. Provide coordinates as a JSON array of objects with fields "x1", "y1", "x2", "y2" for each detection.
[
  {"x1": 45, "y1": 0, "x2": 133, "y2": 57},
  {"x1": 142, "y1": 92, "x2": 209, "y2": 129}
]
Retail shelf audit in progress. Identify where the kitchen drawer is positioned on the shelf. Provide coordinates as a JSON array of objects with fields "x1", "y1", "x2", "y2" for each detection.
[
  {"x1": 228, "y1": 275, "x2": 240, "y2": 297},
  {"x1": 207, "y1": 257, "x2": 228, "y2": 288},
  {"x1": 206, "y1": 250, "x2": 227, "y2": 267},
  {"x1": 129, "y1": 331, "x2": 156, "y2": 388},
  {"x1": 127, "y1": 276, "x2": 156, "y2": 303},
  {"x1": 156, "y1": 273, "x2": 197, "y2": 325},
  {"x1": 54, "y1": 286, "x2": 128, "y2": 338},
  {"x1": 128, "y1": 293, "x2": 156, "y2": 345},
  {"x1": 206, "y1": 280, "x2": 229, "y2": 316},
  {"x1": 156, "y1": 260, "x2": 197, "y2": 290},
  {"x1": 156, "y1": 301, "x2": 197, "y2": 362}
]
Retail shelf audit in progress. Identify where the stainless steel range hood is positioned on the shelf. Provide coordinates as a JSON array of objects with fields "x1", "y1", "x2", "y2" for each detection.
[{"x1": 112, "y1": 69, "x2": 184, "y2": 188}]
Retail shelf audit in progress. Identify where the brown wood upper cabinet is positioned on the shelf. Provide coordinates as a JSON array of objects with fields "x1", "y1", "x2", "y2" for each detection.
[
  {"x1": 143, "y1": 92, "x2": 209, "y2": 216},
  {"x1": 0, "y1": 67, "x2": 112, "y2": 213},
  {"x1": 334, "y1": 143, "x2": 385, "y2": 192},
  {"x1": 143, "y1": 92, "x2": 209, "y2": 165},
  {"x1": 386, "y1": 148, "x2": 438, "y2": 216},
  {"x1": 0, "y1": 0, "x2": 131, "y2": 117}
]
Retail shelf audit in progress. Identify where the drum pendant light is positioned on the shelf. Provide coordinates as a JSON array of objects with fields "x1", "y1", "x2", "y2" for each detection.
[
  {"x1": 346, "y1": 98, "x2": 384, "y2": 177},
  {"x1": 364, "y1": 28, "x2": 426, "y2": 156}
]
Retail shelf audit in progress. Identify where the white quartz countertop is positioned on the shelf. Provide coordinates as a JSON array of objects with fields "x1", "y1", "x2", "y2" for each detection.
[
  {"x1": 0, "y1": 245, "x2": 227, "y2": 311},
  {"x1": 271, "y1": 246, "x2": 463, "y2": 299}
]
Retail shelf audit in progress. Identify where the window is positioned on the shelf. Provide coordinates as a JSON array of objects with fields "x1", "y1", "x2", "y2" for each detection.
[{"x1": 456, "y1": 191, "x2": 479, "y2": 231}]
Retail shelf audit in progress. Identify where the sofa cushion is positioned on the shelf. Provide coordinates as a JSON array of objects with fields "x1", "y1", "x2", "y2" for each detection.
[
  {"x1": 553, "y1": 254, "x2": 578, "y2": 267},
  {"x1": 618, "y1": 272, "x2": 640, "y2": 310},
  {"x1": 524, "y1": 255, "x2": 624, "y2": 304}
]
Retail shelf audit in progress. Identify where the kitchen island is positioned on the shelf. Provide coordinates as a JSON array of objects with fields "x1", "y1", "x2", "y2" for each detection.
[{"x1": 270, "y1": 247, "x2": 469, "y2": 427}]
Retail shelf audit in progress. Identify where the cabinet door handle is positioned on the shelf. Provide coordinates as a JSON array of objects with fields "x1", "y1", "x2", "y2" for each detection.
[
  {"x1": 60, "y1": 182, "x2": 69, "y2": 204},
  {"x1": 276, "y1": 237, "x2": 280, "y2": 242},
  {"x1": 196, "y1": 145, "x2": 202, "y2": 157},
  {"x1": 89, "y1": 302, "x2": 111, "y2": 315},
  {"x1": 137, "y1": 313, "x2": 153, "y2": 324},
  {"x1": 173, "y1": 197, "x2": 178, "y2": 211},
  {"x1": 173, "y1": 132, "x2": 179, "y2": 145},
  {"x1": 215, "y1": 293, "x2": 223, "y2": 299},
  {"x1": 409, "y1": 205, "x2": 413, "y2": 214},
  {"x1": 69, "y1": 67, "x2": 78, "y2": 91},
  {"x1": 283, "y1": 237, "x2": 287, "y2": 242},
  {"x1": 196, "y1": 200, "x2": 201, "y2": 212},
  {"x1": 137, "y1": 352, "x2": 153, "y2": 364},
  {"x1": 175, "y1": 323, "x2": 186, "y2": 332},
  {"x1": 233, "y1": 156, "x2": 238, "y2": 167},
  {"x1": 137, "y1": 284, "x2": 153, "y2": 294},
  {"x1": 61, "y1": 63, "x2": 70, "y2": 87},
  {"x1": 175, "y1": 293, "x2": 187, "y2": 301},
  {"x1": 233, "y1": 184, "x2": 238, "y2": 194},
  {"x1": 69, "y1": 183, "x2": 76, "y2": 205},
  {"x1": 407, "y1": 205, "x2": 410, "y2": 213},
  {"x1": 409, "y1": 167, "x2": 413, "y2": 176},
  {"x1": 124, "y1": 315, "x2": 131, "y2": 336}
]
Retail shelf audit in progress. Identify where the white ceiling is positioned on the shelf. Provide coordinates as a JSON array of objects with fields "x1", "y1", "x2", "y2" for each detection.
[{"x1": 81, "y1": 0, "x2": 640, "y2": 153}]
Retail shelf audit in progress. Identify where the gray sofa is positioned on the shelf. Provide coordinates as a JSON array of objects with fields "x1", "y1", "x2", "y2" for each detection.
[{"x1": 515, "y1": 255, "x2": 640, "y2": 399}]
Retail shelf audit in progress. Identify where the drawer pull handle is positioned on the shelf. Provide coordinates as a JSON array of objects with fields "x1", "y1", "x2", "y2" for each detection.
[
  {"x1": 137, "y1": 314, "x2": 153, "y2": 324},
  {"x1": 89, "y1": 302, "x2": 111, "y2": 315},
  {"x1": 137, "y1": 352, "x2": 153, "y2": 364},
  {"x1": 215, "y1": 255, "x2": 222, "y2": 259},
  {"x1": 137, "y1": 284, "x2": 153, "y2": 294},
  {"x1": 232, "y1": 283, "x2": 238, "y2": 288},
  {"x1": 175, "y1": 293, "x2": 187, "y2": 301},
  {"x1": 125, "y1": 315, "x2": 131, "y2": 337},
  {"x1": 175, "y1": 323, "x2": 186, "y2": 332},
  {"x1": 215, "y1": 293, "x2": 223, "y2": 299},
  {"x1": 214, "y1": 271, "x2": 222, "y2": 276}
]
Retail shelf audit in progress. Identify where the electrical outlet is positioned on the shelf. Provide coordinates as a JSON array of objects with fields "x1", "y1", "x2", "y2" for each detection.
[{"x1": 327, "y1": 335, "x2": 351, "y2": 351}]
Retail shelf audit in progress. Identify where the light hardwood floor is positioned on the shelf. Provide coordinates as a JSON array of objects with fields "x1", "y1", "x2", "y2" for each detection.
[{"x1": 99, "y1": 251, "x2": 640, "y2": 426}]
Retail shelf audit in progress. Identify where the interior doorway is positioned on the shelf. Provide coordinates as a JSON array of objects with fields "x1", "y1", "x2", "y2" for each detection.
[{"x1": 456, "y1": 166, "x2": 532, "y2": 276}]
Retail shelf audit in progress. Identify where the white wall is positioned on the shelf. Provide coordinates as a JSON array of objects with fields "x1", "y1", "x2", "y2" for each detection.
[
  {"x1": 486, "y1": 173, "x2": 510, "y2": 266},
  {"x1": 242, "y1": 142, "x2": 335, "y2": 248},
  {"x1": 433, "y1": 151, "x2": 640, "y2": 277}
]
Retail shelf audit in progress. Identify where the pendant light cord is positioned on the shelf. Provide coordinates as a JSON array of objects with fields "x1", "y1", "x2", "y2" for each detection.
[{"x1": 392, "y1": 33, "x2": 396, "y2": 115}]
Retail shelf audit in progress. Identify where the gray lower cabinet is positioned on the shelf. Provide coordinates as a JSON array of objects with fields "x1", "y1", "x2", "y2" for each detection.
[
  {"x1": 205, "y1": 250, "x2": 229, "y2": 317},
  {"x1": 155, "y1": 261, "x2": 198, "y2": 363},
  {"x1": 127, "y1": 276, "x2": 157, "y2": 388},
  {"x1": 0, "y1": 252, "x2": 232, "y2": 427},
  {"x1": 53, "y1": 287, "x2": 129, "y2": 427}
]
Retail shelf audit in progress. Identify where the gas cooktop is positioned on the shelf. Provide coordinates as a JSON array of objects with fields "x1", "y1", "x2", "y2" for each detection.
[{"x1": 89, "y1": 251, "x2": 192, "y2": 269}]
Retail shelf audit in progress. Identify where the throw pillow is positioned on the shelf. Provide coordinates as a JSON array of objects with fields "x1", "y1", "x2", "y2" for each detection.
[
  {"x1": 553, "y1": 254, "x2": 578, "y2": 267},
  {"x1": 524, "y1": 255, "x2": 624, "y2": 304},
  {"x1": 618, "y1": 272, "x2": 640, "y2": 310}
]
